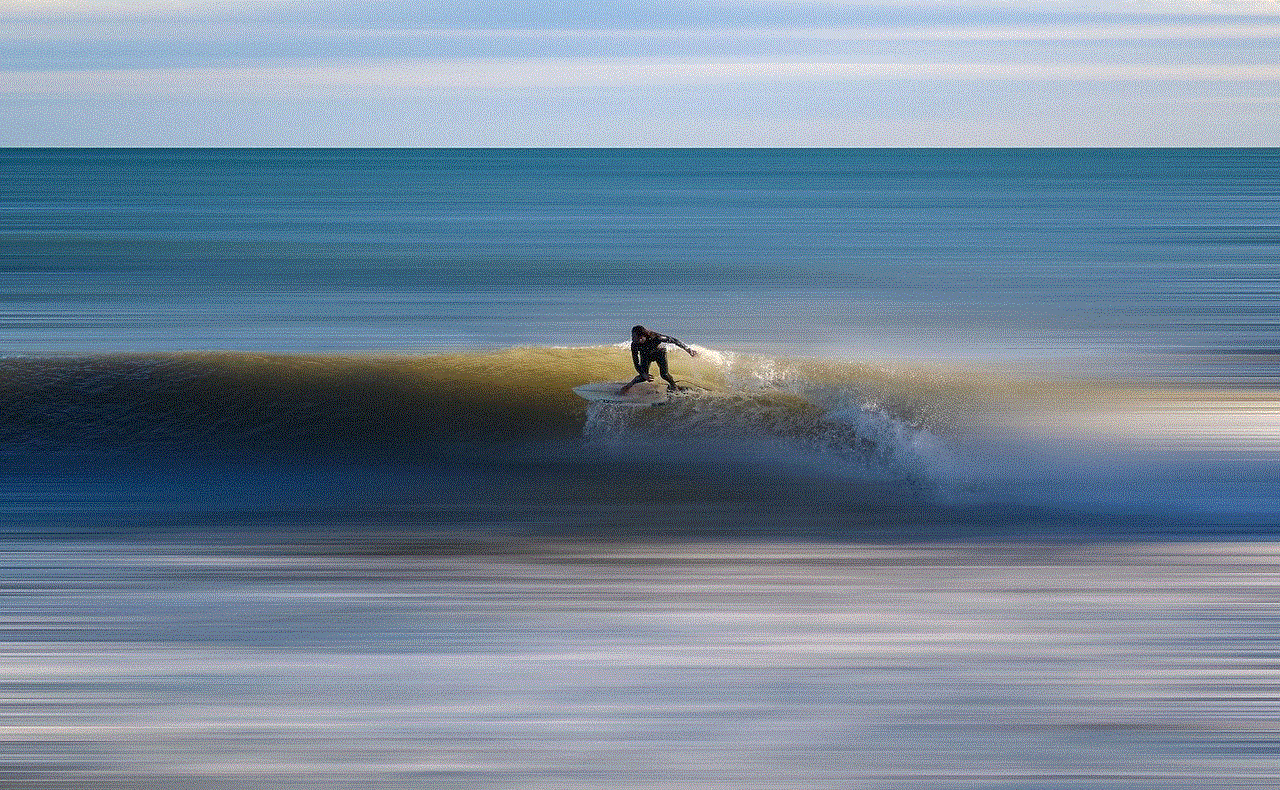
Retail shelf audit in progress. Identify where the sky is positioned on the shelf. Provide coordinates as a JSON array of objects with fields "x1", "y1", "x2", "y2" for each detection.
[{"x1": 1, "y1": 0, "x2": 1279, "y2": 146}]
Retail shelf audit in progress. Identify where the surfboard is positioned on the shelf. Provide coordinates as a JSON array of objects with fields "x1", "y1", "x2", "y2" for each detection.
[{"x1": 573, "y1": 380, "x2": 670, "y2": 405}]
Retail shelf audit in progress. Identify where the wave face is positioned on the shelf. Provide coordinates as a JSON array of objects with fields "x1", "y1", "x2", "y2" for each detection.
[
  {"x1": 7, "y1": 346, "x2": 1271, "y2": 540},
  {"x1": 1, "y1": 347, "x2": 977, "y2": 469},
  {"x1": 0, "y1": 348, "x2": 620, "y2": 455},
  {"x1": 0, "y1": 346, "x2": 1005, "y2": 539}
]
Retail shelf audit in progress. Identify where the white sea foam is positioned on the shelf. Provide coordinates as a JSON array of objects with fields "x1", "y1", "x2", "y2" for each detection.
[
  {"x1": 581, "y1": 348, "x2": 969, "y2": 497},
  {"x1": 684, "y1": 343, "x2": 735, "y2": 369},
  {"x1": 817, "y1": 397, "x2": 966, "y2": 495}
]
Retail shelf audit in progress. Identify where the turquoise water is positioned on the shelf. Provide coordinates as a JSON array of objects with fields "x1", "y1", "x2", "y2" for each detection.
[{"x1": 4, "y1": 148, "x2": 1279, "y2": 375}]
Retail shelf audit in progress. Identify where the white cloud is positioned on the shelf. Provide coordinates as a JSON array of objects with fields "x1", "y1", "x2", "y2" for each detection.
[
  {"x1": 0, "y1": 0, "x2": 290, "y2": 17},
  {"x1": 1, "y1": 0, "x2": 1276, "y2": 144},
  {"x1": 3, "y1": 57, "x2": 1278, "y2": 96},
  {"x1": 309, "y1": 22, "x2": 1280, "y2": 42},
  {"x1": 6, "y1": 19, "x2": 1277, "y2": 46}
]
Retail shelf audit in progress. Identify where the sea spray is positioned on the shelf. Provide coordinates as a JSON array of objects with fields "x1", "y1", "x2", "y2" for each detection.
[{"x1": 582, "y1": 347, "x2": 973, "y2": 496}]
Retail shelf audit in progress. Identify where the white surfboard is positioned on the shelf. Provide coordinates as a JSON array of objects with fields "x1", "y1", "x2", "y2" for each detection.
[{"x1": 573, "y1": 380, "x2": 669, "y2": 405}]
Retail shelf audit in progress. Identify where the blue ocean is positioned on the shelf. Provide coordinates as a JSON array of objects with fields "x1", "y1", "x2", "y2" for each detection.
[
  {"x1": 6, "y1": 148, "x2": 1279, "y2": 367},
  {"x1": 3, "y1": 149, "x2": 1280, "y2": 788}
]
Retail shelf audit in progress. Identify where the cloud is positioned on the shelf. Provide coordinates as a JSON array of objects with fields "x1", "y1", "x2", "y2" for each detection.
[
  {"x1": 1, "y1": 0, "x2": 1277, "y2": 145},
  {"x1": 280, "y1": 22, "x2": 1280, "y2": 42},
  {"x1": 0, "y1": 0, "x2": 289, "y2": 14},
  {"x1": 3, "y1": 57, "x2": 1278, "y2": 97}
]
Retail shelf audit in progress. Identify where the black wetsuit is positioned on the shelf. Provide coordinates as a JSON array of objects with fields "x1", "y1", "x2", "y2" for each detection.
[{"x1": 626, "y1": 333, "x2": 691, "y2": 391}]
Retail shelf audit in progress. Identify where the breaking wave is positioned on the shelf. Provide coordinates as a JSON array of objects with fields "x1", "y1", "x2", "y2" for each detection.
[
  {"x1": 3, "y1": 346, "x2": 1270, "y2": 539},
  {"x1": 0, "y1": 346, "x2": 1005, "y2": 496}
]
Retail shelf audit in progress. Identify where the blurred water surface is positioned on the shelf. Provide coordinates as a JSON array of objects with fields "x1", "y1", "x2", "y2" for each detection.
[
  {"x1": 3, "y1": 149, "x2": 1280, "y2": 788},
  {"x1": 5, "y1": 539, "x2": 1280, "y2": 789},
  {"x1": 3, "y1": 148, "x2": 1279, "y2": 376}
]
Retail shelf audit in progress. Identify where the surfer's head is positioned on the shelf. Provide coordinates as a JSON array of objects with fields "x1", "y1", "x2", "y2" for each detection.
[{"x1": 631, "y1": 325, "x2": 648, "y2": 341}]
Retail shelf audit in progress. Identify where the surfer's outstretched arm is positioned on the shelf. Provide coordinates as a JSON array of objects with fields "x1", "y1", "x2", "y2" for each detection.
[{"x1": 659, "y1": 335, "x2": 698, "y2": 357}]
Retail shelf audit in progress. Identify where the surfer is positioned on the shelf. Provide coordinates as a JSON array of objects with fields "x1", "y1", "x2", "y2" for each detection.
[{"x1": 619, "y1": 325, "x2": 698, "y2": 395}]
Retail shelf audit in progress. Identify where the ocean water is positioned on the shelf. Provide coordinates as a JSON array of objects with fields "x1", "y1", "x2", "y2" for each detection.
[
  {"x1": 2, "y1": 149, "x2": 1280, "y2": 787},
  {"x1": 5, "y1": 148, "x2": 1279, "y2": 369}
]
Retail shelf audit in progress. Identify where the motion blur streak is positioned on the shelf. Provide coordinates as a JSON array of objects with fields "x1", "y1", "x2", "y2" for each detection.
[
  {"x1": 3, "y1": 148, "x2": 1279, "y2": 371},
  {"x1": 3, "y1": 540, "x2": 1279, "y2": 788},
  {"x1": 2, "y1": 149, "x2": 1280, "y2": 788}
]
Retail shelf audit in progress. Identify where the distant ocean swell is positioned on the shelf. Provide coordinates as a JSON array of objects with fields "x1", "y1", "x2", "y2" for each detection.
[{"x1": 0, "y1": 346, "x2": 982, "y2": 490}]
